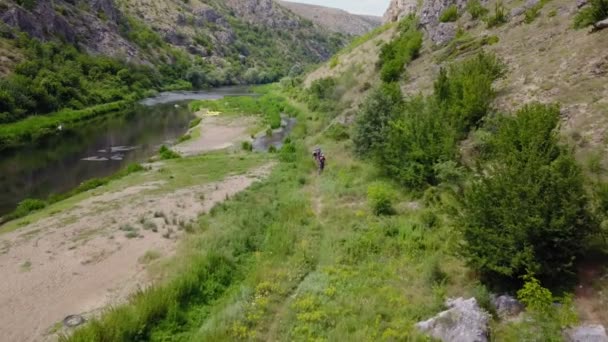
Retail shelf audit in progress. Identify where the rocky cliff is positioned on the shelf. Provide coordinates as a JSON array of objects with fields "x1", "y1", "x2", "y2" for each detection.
[{"x1": 383, "y1": 0, "x2": 418, "y2": 23}]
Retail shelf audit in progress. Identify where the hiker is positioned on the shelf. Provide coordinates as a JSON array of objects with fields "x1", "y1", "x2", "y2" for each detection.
[{"x1": 318, "y1": 153, "x2": 326, "y2": 174}]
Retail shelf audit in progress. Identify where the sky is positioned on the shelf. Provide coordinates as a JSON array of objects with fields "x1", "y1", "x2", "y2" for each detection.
[{"x1": 283, "y1": 0, "x2": 392, "y2": 16}]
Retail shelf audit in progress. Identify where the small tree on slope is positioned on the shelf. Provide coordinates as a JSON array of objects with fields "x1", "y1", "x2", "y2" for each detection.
[{"x1": 459, "y1": 104, "x2": 596, "y2": 286}]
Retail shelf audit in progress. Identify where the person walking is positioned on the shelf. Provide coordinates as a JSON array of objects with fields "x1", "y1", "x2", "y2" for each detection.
[{"x1": 318, "y1": 153, "x2": 326, "y2": 174}]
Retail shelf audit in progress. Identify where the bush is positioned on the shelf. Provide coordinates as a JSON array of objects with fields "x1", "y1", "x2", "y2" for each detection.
[
  {"x1": 440, "y1": 5, "x2": 460, "y2": 22},
  {"x1": 467, "y1": 0, "x2": 489, "y2": 19},
  {"x1": 459, "y1": 104, "x2": 595, "y2": 285},
  {"x1": 486, "y1": 2, "x2": 508, "y2": 28},
  {"x1": 325, "y1": 123, "x2": 350, "y2": 141},
  {"x1": 374, "y1": 52, "x2": 504, "y2": 189},
  {"x1": 367, "y1": 182, "x2": 396, "y2": 216},
  {"x1": 379, "y1": 97, "x2": 458, "y2": 188},
  {"x1": 241, "y1": 141, "x2": 253, "y2": 151},
  {"x1": 189, "y1": 117, "x2": 202, "y2": 128},
  {"x1": 353, "y1": 83, "x2": 403, "y2": 157},
  {"x1": 508, "y1": 275, "x2": 579, "y2": 340},
  {"x1": 378, "y1": 16, "x2": 423, "y2": 82},
  {"x1": 574, "y1": 0, "x2": 608, "y2": 28},
  {"x1": 434, "y1": 51, "x2": 506, "y2": 134},
  {"x1": 5, "y1": 198, "x2": 46, "y2": 221},
  {"x1": 159, "y1": 145, "x2": 181, "y2": 160}
]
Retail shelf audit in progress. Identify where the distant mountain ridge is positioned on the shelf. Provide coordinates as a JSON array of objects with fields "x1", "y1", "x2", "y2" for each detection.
[
  {"x1": 0, "y1": 0, "x2": 348, "y2": 83},
  {"x1": 278, "y1": 1, "x2": 382, "y2": 36}
]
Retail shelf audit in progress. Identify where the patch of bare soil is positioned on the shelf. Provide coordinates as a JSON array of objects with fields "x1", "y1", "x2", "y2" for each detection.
[
  {"x1": 0, "y1": 164, "x2": 273, "y2": 342},
  {"x1": 575, "y1": 261, "x2": 608, "y2": 326},
  {"x1": 175, "y1": 115, "x2": 256, "y2": 156}
]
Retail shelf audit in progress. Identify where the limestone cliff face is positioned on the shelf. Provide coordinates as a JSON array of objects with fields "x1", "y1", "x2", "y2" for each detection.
[
  {"x1": 383, "y1": 0, "x2": 418, "y2": 23},
  {"x1": 383, "y1": 0, "x2": 470, "y2": 45}
]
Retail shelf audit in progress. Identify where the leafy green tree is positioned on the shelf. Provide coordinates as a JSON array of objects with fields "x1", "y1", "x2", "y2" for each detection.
[
  {"x1": 459, "y1": 104, "x2": 595, "y2": 284},
  {"x1": 435, "y1": 52, "x2": 506, "y2": 135},
  {"x1": 353, "y1": 83, "x2": 403, "y2": 157},
  {"x1": 378, "y1": 97, "x2": 458, "y2": 188}
]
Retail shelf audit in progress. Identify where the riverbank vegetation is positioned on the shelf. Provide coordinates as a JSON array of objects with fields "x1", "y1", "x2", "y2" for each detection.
[{"x1": 0, "y1": 35, "x2": 162, "y2": 125}]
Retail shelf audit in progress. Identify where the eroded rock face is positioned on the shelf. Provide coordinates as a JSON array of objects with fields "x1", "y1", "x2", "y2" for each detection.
[
  {"x1": 491, "y1": 294, "x2": 524, "y2": 319},
  {"x1": 428, "y1": 22, "x2": 457, "y2": 45},
  {"x1": 565, "y1": 325, "x2": 608, "y2": 342},
  {"x1": 383, "y1": 0, "x2": 418, "y2": 23},
  {"x1": 2, "y1": 1, "x2": 76, "y2": 42},
  {"x1": 416, "y1": 298, "x2": 490, "y2": 342}
]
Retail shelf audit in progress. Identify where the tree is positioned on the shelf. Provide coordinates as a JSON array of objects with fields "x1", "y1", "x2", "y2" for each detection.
[
  {"x1": 353, "y1": 83, "x2": 403, "y2": 157},
  {"x1": 459, "y1": 104, "x2": 595, "y2": 285},
  {"x1": 378, "y1": 97, "x2": 457, "y2": 188}
]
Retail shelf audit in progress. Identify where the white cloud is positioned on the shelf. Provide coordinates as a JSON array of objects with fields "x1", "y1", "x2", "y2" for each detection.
[{"x1": 282, "y1": 0, "x2": 391, "y2": 16}]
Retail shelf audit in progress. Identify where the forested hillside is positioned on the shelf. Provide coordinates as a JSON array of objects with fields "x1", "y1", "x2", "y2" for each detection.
[{"x1": 0, "y1": 0, "x2": 348, "y2": 124}]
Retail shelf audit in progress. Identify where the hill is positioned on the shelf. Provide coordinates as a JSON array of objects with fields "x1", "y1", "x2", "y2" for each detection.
[
  {"x1": 302, "y1": 0, "x2": 608, "y2": 335},
  {"x1": 278, "y1": 1, "x2": 382, "y2": 35},
  {"x1": 0, "y1": 0, "x2": 348, "y2": 124}
]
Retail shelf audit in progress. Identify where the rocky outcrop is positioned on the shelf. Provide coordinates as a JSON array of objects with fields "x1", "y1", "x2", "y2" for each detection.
[
  {"x1": 593, "y1": 18, "x2": 608, "y2": 31},
  {"x1": 1, "y1": 1, "x2": 76, "y2": 42},
  {"x1": 225, "y1": 0, "x2": 299, "y2": 29},
  {"x1": 0, "y1": 0, "x2": 140, "y2": 59},
  {"x1": 565, "y1": 325, "x2": 608, "y2": 342},
  {"x1": 416, "y1": 298, "x2": 490, "y2": 342},
  {"x1": 491, "y1": 294, "x2": 524, "y2": 319},
  {"x1": 383, "y1": 0, "x2": 418, "y2": 23}
]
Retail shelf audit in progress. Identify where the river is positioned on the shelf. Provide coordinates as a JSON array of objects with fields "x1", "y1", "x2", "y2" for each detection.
[{"x1": 0, "y1": 87, "x2": 254, "y2": 217}]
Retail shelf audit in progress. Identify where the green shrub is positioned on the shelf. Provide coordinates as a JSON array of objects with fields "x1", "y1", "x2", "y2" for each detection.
[
  {"x1": 378, "y1": 16, "x2": 423, "y2": 82},
  {"x1": 379, "y1": 97, "x2": 458, "y2": 188},
  {"x1": 459, "y1": 104, "x2": 595, "y2": 285},
  {"x1": 471, "y1": 284, "x2": 496, "y2": 316},
  {"x1": 486, "y1": 2, "x2": 508, "y2": 28},
  {"x1": 325, "y1": 123, "x2": 350, "y2": 141},
  {"x1": 467, "y1": 0, "x2": 489, "y2": 19},
  {"x1": 329, "y1": 56, "x2": 339, "y2": 69},
  {"x1": 507, "y1": 275, "x2": 579, "y2": 340},
  {"x1": 367, "y1": 182, "x2": 396, "y2": 216},
  {"x1": 5, "y1": 198, "x2": 46, "y2": 221},
  {"x1": 524, "y1": 0, "x2": 551, "y2": 24},
  {"x1": 374, "y1": 52, "x2": 504, "y2": 188},
  {"x1": 241, "y1": 141, "x2": 253, "y2": 151},
  {"x1": 159, "y1": 145, "x2": 181, "y2": 160},
  {"x1": 574, "y1": 0, "x2": 608, "y2": 28},
  {"x1": 353, "y1": 83, "x2": 403, "y2": 157},
  {"x1": 440, "y1": 5, "x2": 460, "y2": 22},
  {"x1": 189, "y1": 117, "x2": 202, "y2": 128},
  {"x1": 419, "y1": 209, "x2": 439, "y2": 229}
]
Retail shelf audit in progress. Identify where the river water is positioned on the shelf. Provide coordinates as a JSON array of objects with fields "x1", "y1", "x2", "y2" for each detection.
[{"x1": 0, "y1": 87, "x2": 254, "y2": 216}]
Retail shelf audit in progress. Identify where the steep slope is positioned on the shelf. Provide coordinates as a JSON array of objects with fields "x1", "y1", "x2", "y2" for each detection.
[
  {"x1": 0, "y1": 0, "x2": 349, "y2": 127},
  {"x1": 0, "y1": 0, "x2": 347, "y2": 83},
  {"x1": 310, "y1": 0, "x2": 608, "y2": 161},
  {"x1": 303, "y1": 0, "x2": 608, "y2": 330},
  {"x1": 277, "y1": 1, "x2": 382, "y2": 35}
]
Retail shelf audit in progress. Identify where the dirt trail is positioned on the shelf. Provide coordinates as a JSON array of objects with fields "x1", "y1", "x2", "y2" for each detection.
[{"x1": 0, "y1": 164, "x2": 273, "y2": 342}]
